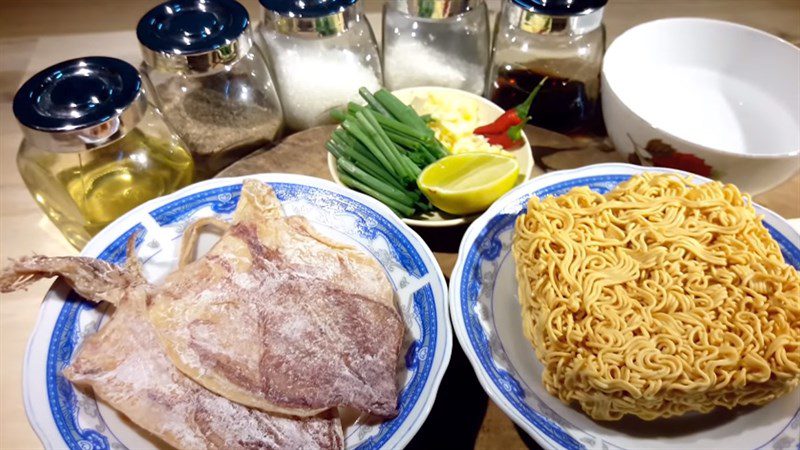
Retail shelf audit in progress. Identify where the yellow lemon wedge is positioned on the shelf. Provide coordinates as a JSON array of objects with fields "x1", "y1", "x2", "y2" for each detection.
[{"x1": 418, "y1": 153, "x2": 520, "y2": 215}]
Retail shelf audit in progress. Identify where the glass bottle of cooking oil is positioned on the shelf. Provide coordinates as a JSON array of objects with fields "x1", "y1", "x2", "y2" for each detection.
[{"x1": 13, "y1": 56, "x2": 195, "y2": 249}]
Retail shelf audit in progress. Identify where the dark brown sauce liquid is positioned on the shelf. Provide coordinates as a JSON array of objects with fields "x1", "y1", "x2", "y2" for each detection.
[{"x1": 490, "y1": 67, "x2": 603, "y2": 136}]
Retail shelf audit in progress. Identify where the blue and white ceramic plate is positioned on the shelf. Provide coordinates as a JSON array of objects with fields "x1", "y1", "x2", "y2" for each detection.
[
  {"x1": 450, "y1": 163, "x2": 800, "y2": 450},
  {"x1": 23, "y1": 174, "x2": 451, "y2": 450}
]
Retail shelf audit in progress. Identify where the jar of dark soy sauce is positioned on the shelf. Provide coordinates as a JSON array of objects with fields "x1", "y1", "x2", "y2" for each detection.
[{"x1": 488, "y1": 0, "x2": 607, "y2": 136}]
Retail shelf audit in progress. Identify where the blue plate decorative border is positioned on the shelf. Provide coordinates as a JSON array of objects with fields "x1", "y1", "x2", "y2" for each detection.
[
  {"x1": 459, "y1": 174, "x2": 800, "y2": 450},
  {"x1": 43, "y1": 181, "x2": 439, "y2": 450}
]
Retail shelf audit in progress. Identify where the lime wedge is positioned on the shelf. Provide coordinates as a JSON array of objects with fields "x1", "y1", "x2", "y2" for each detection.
[{"x1": 418, "y1": 153, "x2": 520, "y2": 215}]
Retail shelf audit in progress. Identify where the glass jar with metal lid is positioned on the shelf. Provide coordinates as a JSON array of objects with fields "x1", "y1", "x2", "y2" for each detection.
[
  {"x1": 488, "y1": 0, "x2": 607, "y2": 136},
  {"x1": 13, "y1": 57, "x2": 194, "y2": 249},
  {"x1": 383, "y1": 0, "x2": 490, "y2": 95},
  {"x1": 257, "y1": 0, "x2": 382, "y2": 131},
  {"x1": 138, "y1": 0, "x2": 284, "y2": 179}
]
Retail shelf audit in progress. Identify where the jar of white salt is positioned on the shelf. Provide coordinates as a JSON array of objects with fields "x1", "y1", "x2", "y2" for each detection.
[
  {"x1": 137, "y1": 0, "x2": 284, "y2": 179},
  {"x1": 258, "y1": 0, "x2": 382, "y2": 131},
  {"x1": 383, "y1": 0, "x2": 490, "y2": 95}
]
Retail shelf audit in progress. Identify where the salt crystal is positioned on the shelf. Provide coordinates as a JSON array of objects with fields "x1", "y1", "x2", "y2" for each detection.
[
  {"x1": 271, "y1": 48, "x2": 381, "y2": 130},
  {"x1": 384, "y1": 39, "x2": 485, "y2": 94}
]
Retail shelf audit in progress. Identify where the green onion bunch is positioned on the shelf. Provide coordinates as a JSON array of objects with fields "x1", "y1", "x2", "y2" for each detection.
[{"x1": 327, "y1": 88, "x2": 449, "y2": 217}]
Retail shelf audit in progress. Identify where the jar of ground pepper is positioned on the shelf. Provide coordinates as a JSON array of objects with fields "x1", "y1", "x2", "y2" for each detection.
[
  {"x1": 138, "y1": 0, "x2": 284, "y2": 179},
  {"x1": 488, "y1": 0, "x2": 607, "y2": 136},
  {"x1": 13, "y1": 57, "x2": 194, "y2": 249}
]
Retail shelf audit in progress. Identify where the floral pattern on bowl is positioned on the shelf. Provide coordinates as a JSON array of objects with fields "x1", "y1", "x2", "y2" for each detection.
[{"x1": 626, "y1": 134, "x2": 717, "y2": 178}]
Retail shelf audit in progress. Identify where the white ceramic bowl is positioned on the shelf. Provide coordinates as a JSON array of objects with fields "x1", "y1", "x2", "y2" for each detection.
[
  {"x1": 328, "y1": 86, "x2": 534, "y2": 228},
  {"x1": 602, "y1": 18, "x2": 800, "y2": 195}
]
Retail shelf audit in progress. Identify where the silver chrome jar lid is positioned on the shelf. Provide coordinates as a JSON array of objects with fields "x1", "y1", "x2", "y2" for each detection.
[
  {"x1": 260, "y1": 0, "x2": 363, "y2": 38},
  {"x1": 13, "y1": 56, "x2": 147, "y2": 153},
  {"x1": 506, "y1": 0, "x2": 605, "y2": 35},
  {"x1": 395, "y1": 0, "x2": 483, "y2": 19},
  {"x1": 137, "y1": 0, "x2": 253, "y2": 73}
]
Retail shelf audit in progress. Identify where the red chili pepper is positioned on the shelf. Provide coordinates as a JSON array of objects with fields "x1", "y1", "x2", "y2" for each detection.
[
  {"x1": 474, "y1": 77, "x2": 548, "y2": 139},
  {"x1": 474, "y1": 109, "x2": 523, "y2": 135},
  {"x1": 513, "y1": 76, "x2": 548, "y2": 119},
  {"x1": 483, "y1": 132, "x2": 518, "y2": 149},
  {"x1": 481, "y1": 120, "x2": 530, "y2": 150}
]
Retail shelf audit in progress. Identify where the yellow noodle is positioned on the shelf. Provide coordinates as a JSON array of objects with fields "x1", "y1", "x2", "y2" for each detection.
[{"x1": 513, "y1": 174, "x2": 800, "y2": 421}]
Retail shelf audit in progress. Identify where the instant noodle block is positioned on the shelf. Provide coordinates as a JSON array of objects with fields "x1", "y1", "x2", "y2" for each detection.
[{"x1": 512, "y1": 173, "x2": 800, "y2": 421}]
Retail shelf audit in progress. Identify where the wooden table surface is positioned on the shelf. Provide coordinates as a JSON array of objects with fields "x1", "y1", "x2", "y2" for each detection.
[{"x1": 1, "y1": 1, "x2": 798, "y2": 449}]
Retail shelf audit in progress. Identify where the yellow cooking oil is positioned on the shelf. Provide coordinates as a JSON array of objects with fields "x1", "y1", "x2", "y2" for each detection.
[{"x1": 18, "y1": 129, "x2": 194, "y2": 249}]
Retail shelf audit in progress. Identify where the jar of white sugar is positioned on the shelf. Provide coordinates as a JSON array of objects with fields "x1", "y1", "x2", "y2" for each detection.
[
  {"x1": 137, "y1": 0, "x2": 284, "y2": 179},
  {"x1": 257, "y1": 0, "x2": 382, "y2": 131},
  {"x1": 383, "y1": 0, "x2": 490, "y2": 95}
]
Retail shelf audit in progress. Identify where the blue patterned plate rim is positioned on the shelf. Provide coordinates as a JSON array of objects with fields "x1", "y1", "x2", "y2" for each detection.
[
  {"x1": 449, "y1": 163, "x2": 800, "y2": 450},
  {"x1": 22, "y1": 173, "x2": 452, "y2": 450}
]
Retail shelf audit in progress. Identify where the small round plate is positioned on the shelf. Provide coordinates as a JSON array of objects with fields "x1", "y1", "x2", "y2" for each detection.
[
  {"x1": 23, "y1": 174, "x2": 452, "y2": 450},
  {"x1": 328, "y1": 86, "x2": 535, "y2": 228},
  {"x1": 450, "y1": 163, "x2": 800, "y2": 450}
]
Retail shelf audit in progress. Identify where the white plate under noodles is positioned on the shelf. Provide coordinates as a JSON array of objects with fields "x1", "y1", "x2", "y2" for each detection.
[{"x1": 450, "y1": 163, "x2": 800, "y2": 450}]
